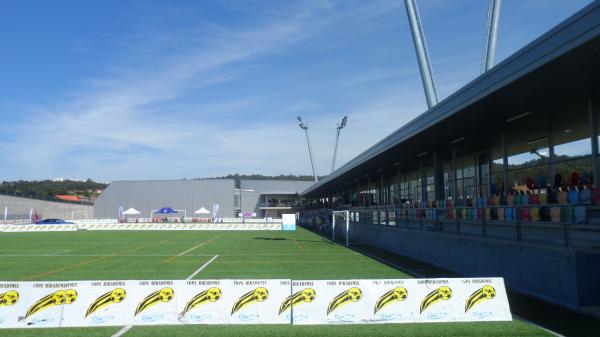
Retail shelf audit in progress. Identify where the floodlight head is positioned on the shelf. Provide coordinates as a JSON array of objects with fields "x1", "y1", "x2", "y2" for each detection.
[
  {"x1": 297, "y1": 116, "x2": 308, "y2": 130},
  {"x1": 337, "y1": 116, "x2": 348, "y2": 130}
]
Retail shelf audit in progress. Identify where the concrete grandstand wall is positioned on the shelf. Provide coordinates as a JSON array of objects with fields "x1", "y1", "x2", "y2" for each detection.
[{"x1": 0, "y1": 195, "x2": 93, "y2": 220}]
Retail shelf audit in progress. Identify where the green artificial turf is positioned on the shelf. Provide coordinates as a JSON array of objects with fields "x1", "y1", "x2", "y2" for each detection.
[{"x1": 0, "y1": 228, "x2": 551, "y2": 336}]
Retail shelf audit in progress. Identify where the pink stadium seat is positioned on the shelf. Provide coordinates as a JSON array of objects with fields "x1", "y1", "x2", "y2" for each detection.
[
  {"x1": 519, "y1": 207, "x2": 530, "y2": 221},
  {"x1": 529, "y1": 194, "x2": 539, "y2": 205},
  {"x1": 593, "y1": 189, "x2": 600, "y2": 205}
]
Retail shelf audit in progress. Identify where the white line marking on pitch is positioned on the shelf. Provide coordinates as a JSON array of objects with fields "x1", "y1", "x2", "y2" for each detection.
[
  {"x1": 110, "y1": 254, "x2": 219, "y2": 337},
  {"x1": 47, "y1": 250, "x2": 70, "y2": 256},
  {"x1": 111, "y1": 325, "x2": 133, "y2": 337},
  {"x1": 176, "y1": 242, "x2": 208, "y2": 256},
  {"x1": 0, "y1": 253, "x2": 359, "y2": 257},
  {"x1": 186, "y1": 255, "x2": 219, "y2": 280}
]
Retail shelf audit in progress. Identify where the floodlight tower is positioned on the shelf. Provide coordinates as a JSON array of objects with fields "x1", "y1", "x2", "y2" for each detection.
[
  {"x1": 482, "y1": 0, "x2": 502, "y2": 73},
  {"x1": 331, "y1": 116, "x2": 348, "y2": 173},
  {"x1": 297, "y1": 116, "x2": 318, "y2": 183}
]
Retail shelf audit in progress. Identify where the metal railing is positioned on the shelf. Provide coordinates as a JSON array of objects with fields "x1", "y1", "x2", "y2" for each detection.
[{"x1": 299, "y1": 204, "x2": 600, "y2": 249}]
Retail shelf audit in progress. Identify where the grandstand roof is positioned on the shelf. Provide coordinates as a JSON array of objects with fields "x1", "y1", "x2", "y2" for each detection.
[
  {"x1": 302, "y1": 1, "x2": 600, "y2": 197},
  {"x1": 240, "y1": 179, "x2": 314, "y2": 195}
]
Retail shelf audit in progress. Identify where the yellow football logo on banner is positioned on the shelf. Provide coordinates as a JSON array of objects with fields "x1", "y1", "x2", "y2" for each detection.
[
  {"x1": 279, "y1": 288, "x2": 316, "y2": 315},
  {"x1": 374, "y1": 286, "x2": 408, "y2": 314},
  {"x1": 180, "y1": 287, "x2": 222, "y2": 318},
  {"x1": 24, "y1": 289, "x2": 78, "y2": 319},
  {"x1": 420, "y1": 286, "x2": 452, "y2": 314},
  {"x1": 327, "y1": 287, "x2": 362, "y2": 315},
  {"x1": 465, "y1": 285, "x2": 495, "y2": 312},
  {"x1": 231, "y1": 287, "x2": 268, "y2": 315},
  {"x1": 0, "y1": 290, "x2": 19, "y2": 307},
  {"x1": 134, "y1": 287, "x2": 174, "y2": 316},
  {"x1": 86, "y1": 288, "x2": 126, "y2": 317}
]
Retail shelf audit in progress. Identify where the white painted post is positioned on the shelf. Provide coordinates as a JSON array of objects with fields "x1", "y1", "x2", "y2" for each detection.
[
  {"x1": 332, "y1": 214, "x2": 336, "y2": 241},
  {"x1": 345, "y1": 210, "x2": 350, "y2": 246}
]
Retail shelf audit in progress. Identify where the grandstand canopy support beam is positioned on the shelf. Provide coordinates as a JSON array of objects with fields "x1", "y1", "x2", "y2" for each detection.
[
  {"x1": 433, "y1": 151, "x2": 444, "y2": 201},
  {"x1": 501, "y1": 129, "x2": 509, "y2": 196},
  {"x1": 589, "y1": 99, "x2": 600, "y2": 185}
]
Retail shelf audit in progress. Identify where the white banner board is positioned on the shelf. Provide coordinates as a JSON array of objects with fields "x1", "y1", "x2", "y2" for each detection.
[
  {"x1": 1, "y1": 223, "x2": 283, "y2": 232},
  {"x1": 0, "y1": 280, "x2": 291, "y2": 328},
  {"x1": 0, "y1": 278, "x2": 511, "y2": 328},
  {"x1": 289, "y1": 278, "x2": 511, "y2": 324}
]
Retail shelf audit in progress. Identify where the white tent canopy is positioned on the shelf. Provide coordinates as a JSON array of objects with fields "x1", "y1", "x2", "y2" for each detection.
[
  {"x1": 122, "y1": 208, "x2": 141, "y2": 215},
  {"x1": 195, "y1": 207, "x2": 211, "y2": 215}
]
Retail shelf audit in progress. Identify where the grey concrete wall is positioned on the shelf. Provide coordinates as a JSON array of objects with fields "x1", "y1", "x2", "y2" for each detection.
[
  {"x1": 240, "y1": 191, "x2": 261, "y2": 215},
  {"x1": 94, "y1": 179, "x2": 236, "y2": 218},
  {"x1": 239, "y1": 180, "x2": 313, "y2": 215},
  {"x1": 0, "y1": 195, "x2": 93, "y2": 220}
]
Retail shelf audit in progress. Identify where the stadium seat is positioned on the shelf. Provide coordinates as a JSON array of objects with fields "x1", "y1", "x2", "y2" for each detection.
[
  {"x1": 504, "y1": 207, "x2": 514, "y2": 221},
  {"x1": 550, "y1": 207, "x2": 561, "y2": 222},
  {"x1": 519, "y1": 207, "x2": 530, "y2": 221},
  {"x1": 593, "y1": 189, "x2": 600, "y2": 205},
  {"x1": 506, "y1": 194, "x2": 514, "y2": 205},
  {"x1": 568, "y1": 190, "x2": 580, "y2": 205},
  {"x1": 497, "y1": 207, "x2": 505, "y2": 220},
  {"x1": 564, "y1": 206, "x2": 575, "y2": 223},
  {"x1": 574, "y1": 206, "x2": 586, "y2": 224},
  {"x1": 580, "y1": 189, "x2": 592, "y2": 205},
  {"x1": 521, "y1": 194, "x2": 529, "y2": 205},
  {"x1": 538, "y1": 193, "x2": 548, "y2": 205},
  {"x1": 530, "y1": 207, "x2": 540, "y2": 222},
  {"x1": 514, "y1": 194, "x2": 522, "y2": 206},
  {"x1": 557, "y1": 191, "x2": 568, "y2": 204},
  {"x1": 529, "y1": 194, "x2": 539, "y2": 205}
]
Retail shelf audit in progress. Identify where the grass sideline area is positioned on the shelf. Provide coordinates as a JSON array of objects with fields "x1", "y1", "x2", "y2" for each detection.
[{"x1": 0, "y1": 228, "x2": 551, "y2": 336}]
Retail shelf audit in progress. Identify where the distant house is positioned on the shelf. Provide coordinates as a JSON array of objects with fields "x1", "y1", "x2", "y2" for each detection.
[{"x1": 54, "y1": 194, "x2": 81, "y2": 202}]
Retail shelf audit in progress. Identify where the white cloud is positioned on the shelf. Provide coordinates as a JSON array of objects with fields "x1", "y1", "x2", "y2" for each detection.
[{"x1": 2, "y1": 0, "x2": 415, "y2": 181}]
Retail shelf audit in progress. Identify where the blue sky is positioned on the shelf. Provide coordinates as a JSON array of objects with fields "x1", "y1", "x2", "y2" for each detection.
[{"x1": 0, "y1": 0, "x2": 593, "y2": 182}]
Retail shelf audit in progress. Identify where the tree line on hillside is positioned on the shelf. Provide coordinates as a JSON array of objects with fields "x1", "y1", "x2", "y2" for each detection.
[
  {"x1": 205, "y1": 174, "x2": 320, "y2": 188},
  {"x1": 0, "y1": 179, "x2": 108, "y2": 200}
]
